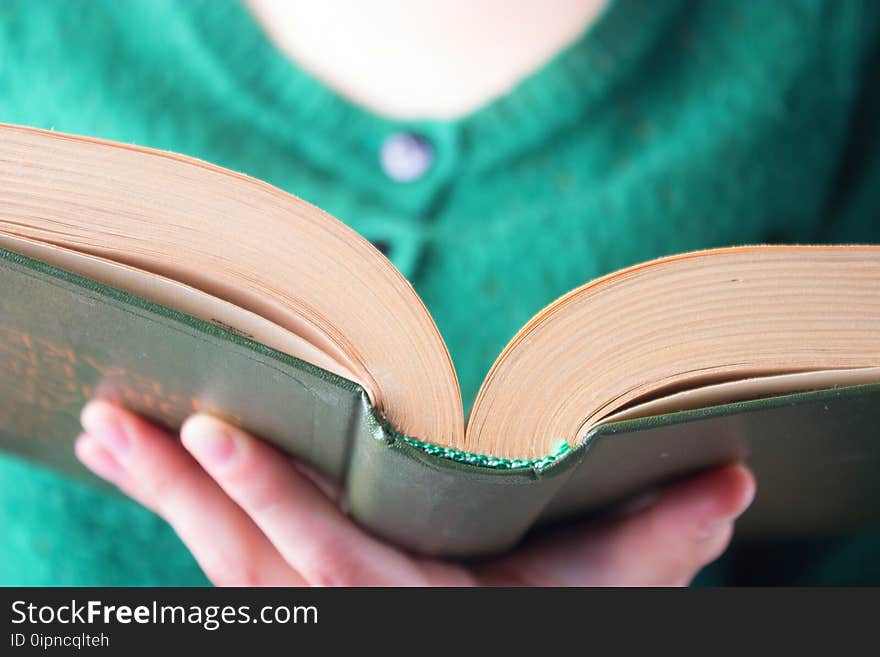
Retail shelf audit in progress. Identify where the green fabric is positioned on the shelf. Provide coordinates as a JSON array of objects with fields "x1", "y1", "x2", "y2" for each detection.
[{"x1": 1, "y1": 0, "x2": 878, "y2": 585}]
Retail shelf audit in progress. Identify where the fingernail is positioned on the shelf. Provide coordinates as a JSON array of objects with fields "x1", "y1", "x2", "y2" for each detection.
[
  {"x1": 181, "y1": 416, "x2": 238, "y2": 468},
  {"x1": 697, "y1": 518, "x2": 733, "y2": 542},
  {"x1": 738, "y1": 474, "x2": 757, "y2": 514},
  {"x1": 696, "y1": 486, "x2": 754, "y2": 542},
  {"x1": 81, "y1": 401, "x2": 130, "y2": 459},
  {"x1": 728, "y1": 465, "x2": 758, "y2": 514},
  {"x1": 75, "y1": 434, "x2": 126, "y2": 486}
]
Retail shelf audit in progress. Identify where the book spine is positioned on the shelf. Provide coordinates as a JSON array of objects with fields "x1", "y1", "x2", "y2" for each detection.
[{"x1": 344, "y1": 392, "x2": 585, "y2": 557}]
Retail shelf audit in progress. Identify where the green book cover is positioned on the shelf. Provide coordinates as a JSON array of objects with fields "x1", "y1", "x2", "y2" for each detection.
[{"x1": 2, "y1": 246, "x2": 880, "y2": 557}]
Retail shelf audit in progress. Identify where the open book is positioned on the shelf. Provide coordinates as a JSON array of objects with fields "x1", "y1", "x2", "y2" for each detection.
[{"x1": 1, "y1": 123, "x2": 879, "y2": 556}]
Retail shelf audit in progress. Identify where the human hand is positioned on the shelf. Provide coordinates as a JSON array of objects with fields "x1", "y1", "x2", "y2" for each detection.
[{"x1": 75, "y1": 399, "x2": 755, "y2": 586}]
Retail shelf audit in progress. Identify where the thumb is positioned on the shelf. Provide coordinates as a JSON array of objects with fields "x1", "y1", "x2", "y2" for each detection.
[{"x1": 488, "y1": 464, "x2": 756, "y2": 586}]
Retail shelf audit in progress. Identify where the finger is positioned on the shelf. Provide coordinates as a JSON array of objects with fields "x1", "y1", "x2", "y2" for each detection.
[
  {"x1": 484, "y1": 464, "x2": 756, "y2": 586},
  {"x1": 180, "y1": 414, "x2": 430, "y2": 586},
  {"x1": 78, "y1": 400, "x2": 303, "y2": 586}
]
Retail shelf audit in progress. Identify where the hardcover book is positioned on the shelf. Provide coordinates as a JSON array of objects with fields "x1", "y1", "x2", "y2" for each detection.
[{"x1": 1, "y1": 123, "x2": 879, "y2": 556}]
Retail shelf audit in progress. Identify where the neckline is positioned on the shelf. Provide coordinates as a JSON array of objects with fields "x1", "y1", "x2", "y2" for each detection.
[{"x1": 179, "y1": 0, "x2": 682, "y2": 210}]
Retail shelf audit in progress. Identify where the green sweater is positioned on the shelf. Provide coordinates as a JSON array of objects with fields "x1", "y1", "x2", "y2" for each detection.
[{"x1": 1, "y1": 0, "x2": 879, "y2": 585}]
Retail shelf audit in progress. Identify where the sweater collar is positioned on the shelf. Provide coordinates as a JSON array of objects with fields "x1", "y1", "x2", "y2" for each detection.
[{"x1": 180, "y1": 0, "x2": 682, "y2": 214}]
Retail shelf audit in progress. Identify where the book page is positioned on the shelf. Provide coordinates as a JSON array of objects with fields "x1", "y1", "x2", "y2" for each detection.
[
  {"x1": 0, "y1": 233, "x2": 362, "y2": 387},
  {"x1": 598, "y1": 367, "x2": 880, "y2": 426}
]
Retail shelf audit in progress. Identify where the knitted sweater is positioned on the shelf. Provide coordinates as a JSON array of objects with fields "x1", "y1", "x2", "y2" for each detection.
[{"x1": 1, "y1": 0, "x2": 879, "y2": 585}]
